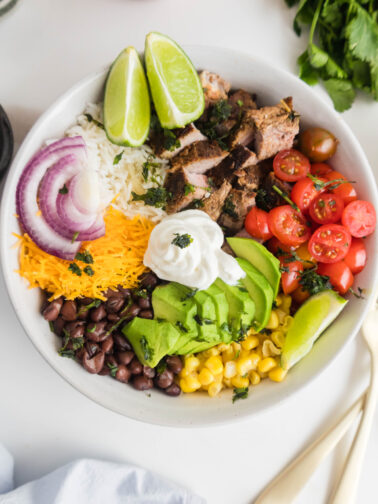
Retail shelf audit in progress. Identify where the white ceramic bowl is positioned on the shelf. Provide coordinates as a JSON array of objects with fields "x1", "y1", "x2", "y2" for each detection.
[{"x1": 1, "y1": 46, "x2": 377, "y2": 427}]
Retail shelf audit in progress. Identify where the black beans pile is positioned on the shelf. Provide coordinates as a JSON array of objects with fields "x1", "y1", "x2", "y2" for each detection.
[{"x1": 41, "y1": 272, "x2": 182, "y2": 397}]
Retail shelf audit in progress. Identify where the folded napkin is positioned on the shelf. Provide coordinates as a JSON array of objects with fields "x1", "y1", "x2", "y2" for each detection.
[{"x1": 0, "y1": 445, "x2": 205, "y2": 504}]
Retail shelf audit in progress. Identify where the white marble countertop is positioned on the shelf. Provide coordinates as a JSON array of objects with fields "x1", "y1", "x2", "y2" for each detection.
[{"x1": 0, "y1": 1, "x2": 377, "y2": 502}]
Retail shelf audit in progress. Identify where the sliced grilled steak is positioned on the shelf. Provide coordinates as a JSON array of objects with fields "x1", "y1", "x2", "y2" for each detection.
[
  {"x1": 248, "y1": 97, "x2": 299, "y2": 160},
  {"x1": 201, "y1": 180, "x2": 232, "y2": 221},
  {"x1": 170, "y1": 140, "x2": 228, "y2": 175},
  {"x1": 235, "y1": 164, "x2": 265, "y2": 192},
  {"x1": 232, "y1": 145, "x2": 258, "y2": 169},
  {"x1": 165, "y1": 168, "x2": 208, "y2": 213},
  {"x1": 199, "y1": 71, "x2": 231, "y2": 108},
  {"x1": 207, "y1": 157, "x2": 236, "y2": 188},
  {"x1": 214, "y1": 89, "x2": 257, "y2": 137},
  {"x1": 151, "y1": 123, "x2": 207, "y2": 159},
  {"x1": 256, "y1": 171, "x2": 292, "y2": 212},
  {"x1": 228, "y1": 110, "x2": 255, "y2": 149},
  {"x1": 218, "y1": 188, "x2": 256, "y2": 233}
]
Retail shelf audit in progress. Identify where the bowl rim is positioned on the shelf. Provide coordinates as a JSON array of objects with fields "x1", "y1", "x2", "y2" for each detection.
[{"x1": 1, "y1": 44, "x2": 378, "y2": 427}]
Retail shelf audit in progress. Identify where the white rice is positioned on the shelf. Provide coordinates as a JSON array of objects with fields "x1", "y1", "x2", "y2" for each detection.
[{"x1": 65, "y1": 103, "x2": 169, "y2": 222}]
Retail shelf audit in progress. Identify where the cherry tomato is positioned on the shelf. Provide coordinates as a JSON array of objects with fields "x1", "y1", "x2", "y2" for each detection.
[
  {"x1": 279, "y1": 257, "x2": 304, "y2": 295},
  {"x1": 317, "y1": 262, "x2": 354, "y2": 295},
  {"x1": 291, "y1": 177, "x2": 326, "y2": 213},
  {"x1": 299, "y1": 127, "x2": 338, "y2": 162},
  {"x1": 267, "y1": 236, "x2": 297, "y2": 254},
  {"x1": 292, "y1": 285, "x2": 310, "y2": 304},
  {"x1": 310, "y1": 163, "x2": 332, "y2": 177},
  {"x1": 308, "y1": 224, "x2": 352, "y2": 263},
  {"x1": 325, "y1": 170, "x2": 357, "y2": 205},
  {"x1": 244, "y1": 206, "x2": 273, "y2": 241},
  {"x1": 342, "y1": 200, "x2": 376, "y2": 238},
  {"x1": 344, "y1": 238, "x2": 367, "y2": 274},
  {"x1": 309, "y1": 193, "x2": 344, "y2": 225},
  {"x1": 268, "y1": 205, "x2": 311, "y2": 247},
  {"x1": 273, "y1": 149, "x2": 310, "y2": 182},
  {"x1": 295, "y1": 242, "x2": 316, "y2": 268}
]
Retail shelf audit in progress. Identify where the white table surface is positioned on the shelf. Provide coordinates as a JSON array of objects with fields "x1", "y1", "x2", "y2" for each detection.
[{"x1": 1, "y1": 1, "x2": 378, "y2": 503}]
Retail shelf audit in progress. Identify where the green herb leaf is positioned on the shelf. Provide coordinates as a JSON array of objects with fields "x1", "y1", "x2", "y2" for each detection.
[
  {"x1": 232, "y1": 387, "x2": 249, "y2": 403},
  {"x1": 131, "y1": 187, "x2": 171, "y2": 208},
  {"x1": 299, "y1": 267, "x2": 332, "y2": 295},
  {"x1": 163, "y1": 129, "x2": 180, "y2": 151},
  {"x1": 346, "y1": 5, "x2": 378, "y2": 65},
  {"x1": 83, "y1": 265, "x2": 94, "y2": 276},
  {"x1": 75, "y1": 251, "x2": 94, "y2": 264},
  {"x1": 140, "y1": 335, "x2": 154, "y2": 361},
  {"x1": 349, "y1": 286, "x2": 366, "y2": 299},
  {"x1": 68, "y1": 263, "x2": 82, "y2": 276},
  {"x1": 59, "y1": 184, "x2": 68, "y2": 195},
  {"x1": 113, "y1": 151, "x2": 124, "y2": 165},
  {"x1": 323, "y1": 78, "x2": 356, "y2": 112},
  {"x1": 180, "y1": 288, "x2": 199, "y2": 301},
  {"x1": 176, "y1": 321, "x2": 189, "y2": 333},
  {"x1": 171, "y1": 233, "x2": 193, "y2": 249},
  {"x1": 84, "y1": 113, "x2": 104, "y2": 129},
  {"x1": 107, "y1": 362, "x2": 118, "y2": 378},
  {"x1": 223, "y1": 195, "x2": 238, "y2": 219},
  {"x1": 71, "y1": 231, "x2": 79, "y2": 243},
  {"x1": 272, "y1": 185, "x2": 300, "y2": 212},
  {"x1": 184, "y1": 183, "x2": 195, "y2": 196}
]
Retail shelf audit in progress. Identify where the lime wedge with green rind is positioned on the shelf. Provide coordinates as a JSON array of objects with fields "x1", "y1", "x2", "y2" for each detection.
[
  {"x1": 145, "y1": 32, "x2": 205, "y2": 129},
  {"x1": 281, "y1": 290, "x2": 347, "y2": 370},
  {"x1": 104, "y1": 47, "x2": 150, "y2": 147}
]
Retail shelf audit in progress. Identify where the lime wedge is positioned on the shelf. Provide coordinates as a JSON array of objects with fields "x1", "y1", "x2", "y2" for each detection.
[
  {"x1": 145, "y1": 32, "x2": 205, "y2": 128},
  {"x1": 104, "y1": 47, "x2": 150, "y2": 147},
  {"x1": 281, "y1": 290, "x2": 347, "y2": 370}
]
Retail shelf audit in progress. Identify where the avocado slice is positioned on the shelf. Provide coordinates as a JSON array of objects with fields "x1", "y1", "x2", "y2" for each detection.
[
  {"x1": 227, "y1": 237, "x2": 281, "y2": 297},
  {"x1": 214, "y1": 278, "x2": 255, "y2": 338},
  {"x1": 236, "y1": 257, "x2": 274, "y2": 331},
  {"x1": 123, "y1": 318, "x2": 180, "y2": 367},
  {"x1": 204, "y1": 283, "x2": 232, "y2": 343}
]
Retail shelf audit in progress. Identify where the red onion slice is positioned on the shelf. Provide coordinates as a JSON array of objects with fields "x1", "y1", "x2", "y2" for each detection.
[
  {"x1": 56, "y1": 191, "x2": 97, "y2": 234},
  {"x1": 69, "y1": 170, "x2": 101, "y2": 215}
]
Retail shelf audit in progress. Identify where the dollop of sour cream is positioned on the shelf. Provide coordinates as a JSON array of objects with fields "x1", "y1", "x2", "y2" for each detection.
[{"x1": 143, "y1": 210, "x2": 245, "y2": 290}]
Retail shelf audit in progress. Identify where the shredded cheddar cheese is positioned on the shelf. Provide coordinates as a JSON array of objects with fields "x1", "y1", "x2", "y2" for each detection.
[{"x1": 15, "y1": 206, "x2": 155, "y2": 300}]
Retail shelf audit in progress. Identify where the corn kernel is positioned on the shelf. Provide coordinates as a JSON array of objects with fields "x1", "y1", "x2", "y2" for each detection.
[
  {"x1": 221, "y1": 347, "x2": 235, "y2": 363},
  {"x1": 275, "y1": 294, "x2": 283, "y2": 307},
  {"x1": 262, "y1": 340, "x2": 281, "y2": 358},
  {"x1": 205, "y1": 355, "x2": 224, "y2": 375},
  {"x1": 281, "y1": 295, "x2": 292, "y2": 313},
  {"x1": 241, "y1": 335, "x2": 259, "y2": 351},
  {"x1": 198, "y1": 368, "x2": 214, "y2": 386},
  {"x1": 276, "y1": 309, "x2": 286, "y2": 324},
  {"x1": 224, "y1": 360, "x2": 237, "y2": 379},
  {"x1": 258, "y1": 357, "x2": 277, "y2": 374},
  {"x1": 208, "y1": 382, "x2": 223, "y2": 397},
  {"x1": 269, "y1": 367, "x2": 287, "y2": 382},
  {"x1": 185, "y1": 356, "x2": 200, "y2": 373},
  {"x1": 271, "y1": 330, "x2": 285, "y2": 348},
  {"x1": 179, "y1": 367, "x2": 190, "y2": 378},
  {"x1": 236, "y1": 356, "x2": 254, "y2": 376},
  {"x1": 282, "y1": 315, "x2": 294, "y2": 332},
  {"x1": 258, "y1": 371, "x2": 268, "y2": 379},
  {"x1": 249, "y1": 352, "x2": 261, "y2": 370},
  {"x1": 249, "y1": 370, "x2": 261, "y2": 385},
  {"x1": 232, "y1": 342, "x2": 242, "y2": 354},
  {"x1": 180, "y1": 374, "x2": 201, "y2": 393},
  {"x1": 266, "y1": 311, "x2": 279, "y2": 329},
  {"x1": 203, "y1": 347, "x2": 219, "y2": 358},
  {"x1": 223, "y1": 378, "x2": 233, "y2": 388},
  {"x1": 217, "y1": 343, "x2": 229, "y2": 353},
  {"x1": 231, "y1": 375, "x2": 249, "y2": 388}
]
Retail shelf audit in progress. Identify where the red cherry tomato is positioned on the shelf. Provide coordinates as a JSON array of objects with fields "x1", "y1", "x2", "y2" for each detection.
[
  {"x1": 308, "y1": 224, "x2": 352, "y2": 263},
  {"x1": 279, "y1": 257, "x2": 304, "y2": 295},
  {"x1": 291, "y1": 177, "x2": 326, "y2": 213},
  {"x1": 310, "y1": 163, "x2": 332, "y2": 177},
  {"x1": 342, "y1": 200, "x2": 376, "y2": 238},
  {"x1": 267, "y1": 236, "x2": 297, "y2": 254},
  {"x1": 344, "y1": 238, "x2": 367, "y2": 274},
  {"x1": 309, "y1": 193, "x2": 344, "y2": 225},
  {"x1": 273, "y1": 149, "x2": 310, "y2": 182},
  {"x1": 317, "y1": 262, "x2": 354, "y2": 295},
  {"x1": 268, "y1": 205, "x2": 311, "y2": 247},
  {"x1": 292, "y1": 286, "x2": 310, "y2": 304},
  {"x1": 244, "y1": 206, "x2": 273, "y2": 241},
  {"x1": 325, "y1": 170, "x2": 357, "y2": 205}
]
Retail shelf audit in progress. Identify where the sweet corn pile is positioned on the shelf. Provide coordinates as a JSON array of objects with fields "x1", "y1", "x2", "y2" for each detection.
[{"x1": 179, "y1": 294, "x2": 293, "y2": 397}]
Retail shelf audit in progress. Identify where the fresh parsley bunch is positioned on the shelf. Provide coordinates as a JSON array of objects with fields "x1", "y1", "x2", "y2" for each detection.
[{"x1": 285, "y1": 0, "x2": 378, "y2": 111}]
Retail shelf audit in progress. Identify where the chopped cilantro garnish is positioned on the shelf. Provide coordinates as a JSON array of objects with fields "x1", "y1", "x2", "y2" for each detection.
[
  {"x1": 71, "y1": 231, "x2": 79, "y2": 243},
  {"x1": 184, "y1": 183, "x2": 195, "y2": 196},
  {"x1": 223, "y1": 195, "x2": 238, "y2": 219},
  {"x1": 84, "y1": 113, "x2": 104, "y2": 129},
  {"x1": 131, "y1": 187, "x2": 171, "y2": 209},
  {"x1": 83, "y1": 265, "x2": 94, "y2": 276},
  {"x1": 232, "y1": 387, "x2": 249, "y2": 403},
  {"x1": 176, "y1": 321, "x2": 188, "y2": 333},
  {"x1": 107, "y1": 362, "x2": 118, "y2": 378},
  {"x1": 140, "y1": 335, "x2": 154, "y2": 361},
  {"x1": 171, "y1": 233, "x2": 193, "y2": 249},
  {"x1": 68, "y1": 263, "x2": 82, "y2": 276},
  {"x1": 59, "y1": 184, "x2": 68, "y2": 195},
  {"x1": 113, "y1": 151, "x2": 124, "y2": 165},
  {"x1": 75, "y1": 251, "x2": 94, "y2": 264},
  {"x1": 299, "y1": 267, "x2": 332, "y2": 295}
]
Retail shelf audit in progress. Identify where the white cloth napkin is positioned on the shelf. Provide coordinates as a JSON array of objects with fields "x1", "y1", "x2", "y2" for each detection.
[{"x1": 0, "y1": 445, "x2": 205, "y2": 504}]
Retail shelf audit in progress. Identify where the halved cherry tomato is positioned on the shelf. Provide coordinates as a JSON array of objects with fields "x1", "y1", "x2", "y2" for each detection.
[
  {"x1": 310, "y1": 163, "x2": 332, "y2": 177},
  {"x1": 342, "y1": 200, "x2": 376, "y2": 238},
  {"x1": 308, "y1": 224, "x2": 351, "y2": 263},
  {"x1": 299, "y1": 128, "x2": 338, "y2": 162},
  {"x1": 344, "y1": 238, "x2": 367, "y2": 274},
  {"x1": 268, "y1": 205, "x2": 311, "y2": 247},
  {"x1": 273, "y1": 149, "x2": 310, "y2": 182},
  {"x1": 292, "y1": 285, "x2": 310, "y2": 304},
  {"x1": 244, "y1": 206, "x2": 273, "y2": 241},
  {"x1": 267, "y1": 236, "x2": 297, "y2": 254},
  {"x1": 317, "y1": 262, "x2": 354, "y2": 295},
  {"x1": 291, "y1": 177, "x2": 326, "y2": 213},
  {"x1": 309, "y1": 193, "x2": 344, "y2": 225},
  {"x1": 279, "y1": 257, "x2": 304, "y2": 294},
  {"x1": 325, "y1": 170, "x2": 357, "y2": 205}
]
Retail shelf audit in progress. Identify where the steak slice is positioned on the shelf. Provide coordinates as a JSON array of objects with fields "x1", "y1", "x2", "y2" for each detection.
[
  {"x1": 207, "y1": 157, "x2": 237, "y2": 188},
  {"x1": 164, "y1": 169, "x2": 208, "y2": 213},
  {"x1": 218, "y1": 188, "x2": 256, "y2": 233},
  {"x1": 235, "y1": 164, "x2": 265, "y2": 192},
  {"x1": 170, "y1": 140, "x2": 228, "y2": 175},
  {"x1": 201, "y1": 180, "x2": 232, "y2": 221},
  {"x1": 151, "y1": 123, "x2": 207, "y2": 159},
  {"x1": 199, "y1": 71, "x2": 231, "y2": 108},
  {"x1": 214, "y1": 89, "x2": 257, "y2": 137},
  {"x1": 232, "y1": 145, "x2": 258, "y2": 169},
  {"x1": 256, "y1": 171, "x2": 292, "y2": 212},
  {"x1": 248, "y1": 97, "x2": 299, "y2": 160},
  {"x1": 228, "y1": 110, "x2": 255, "y2": 149}
]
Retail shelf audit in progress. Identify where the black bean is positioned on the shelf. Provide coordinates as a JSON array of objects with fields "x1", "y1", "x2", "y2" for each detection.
[
  {"x1": 116, "y1": 351, "x2": 134, "y2": 366},
  {"x1": 113, "y1": 333, "x2": 131, "y2": 351},
  {"x1": 124, "y1": 303, "x2": 140, "y2": 319},
  {"x1": 101, "y1": 336, "x2": 114, "y2": 354},
  {"x1": 53, "y1": 316, "x2": 65, "y2": 336},
  {"x1": 132, "y1": 375, "x2": 153, "y2": 390},
  {"x1": 107, "y1": 313, "x2": 120, "y2": 323},
  {"x1": 60, "y1": 300, "x2": 77, "y2": 321},
  {"x1": 115, "y1": 365, "x2": 131, "y2": 383},
  {"x1": 106, "y1": 296, "x2": 124, "y2": 313},
  {"x1": 166, "y1": 355, "x2": 183, "y2": 374},
  {"x1": 98, "y1": 366, "x2": 110, "y2": 376},
  {"x1": 129, "y1": 357, "x2": 143, "y2": 375},
  {"x1": 117, "y1": 286, "x2": 132, "y2": 299},
  {"x1": 106, "y1": 355, "x2": 118, "y2": 368},
  {"x1": 82, "y1": 350, "x2": 105, "y2": 374},
  {"x1": 140, "y1": 272, "x2": 158, "y2": 289},
  {"x1": 86, "y1": 321, "x2": 107, "y2": 342},
  {"x1": 80, "y1": 297, "x2": 94, "y2": 306},
  {"x1": 90, "y1": 304, "x2": 106, "y2": 322},
  {"x1": 85, "y1": 341, "x2": 99, "y2": 358},
  {"x1": 139, "y1": 309, "x2": 153, "y2": 319},
  {"x1": 42, "y1": 297, "x2": 63, "y2": 321},
  {"x1": 138, "y1": 297, "x2": 151, "y2": 309},
  {"x1": 155, "y1": 369, "x2": 174, "y2": 389},
  {"x1": 78, "y1": 309, "x2": 89, "y2": 321},
  {"x1": 104, "y1": 288, "x2": 123, "y2": 299},
  {"x1": 164, "y1": 383, "x2": 181, "y2": 397},
  {"x1": 65, "y1": 321, "x2": 85, "y2": 339},
  {"x1": 143, "y1": 365, "x2": 155, "y2": 379}
]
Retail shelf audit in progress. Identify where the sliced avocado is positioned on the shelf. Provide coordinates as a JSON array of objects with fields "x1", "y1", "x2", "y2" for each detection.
[
  {"x1": 214, "y1": 278, "x2": 255, "y2": 338},
  {"x1": 122, "y1": 318, "x2": 180, "y2": 367},
  {"x1": 236, "y1": 257, "x2": 274, "y2": 332},
  {"x1": 204, "y1": 283, "x2": 229, "y2": 327},
  {"x1": 227, "y1": 237, "x2": 281, "y2": 297}
]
